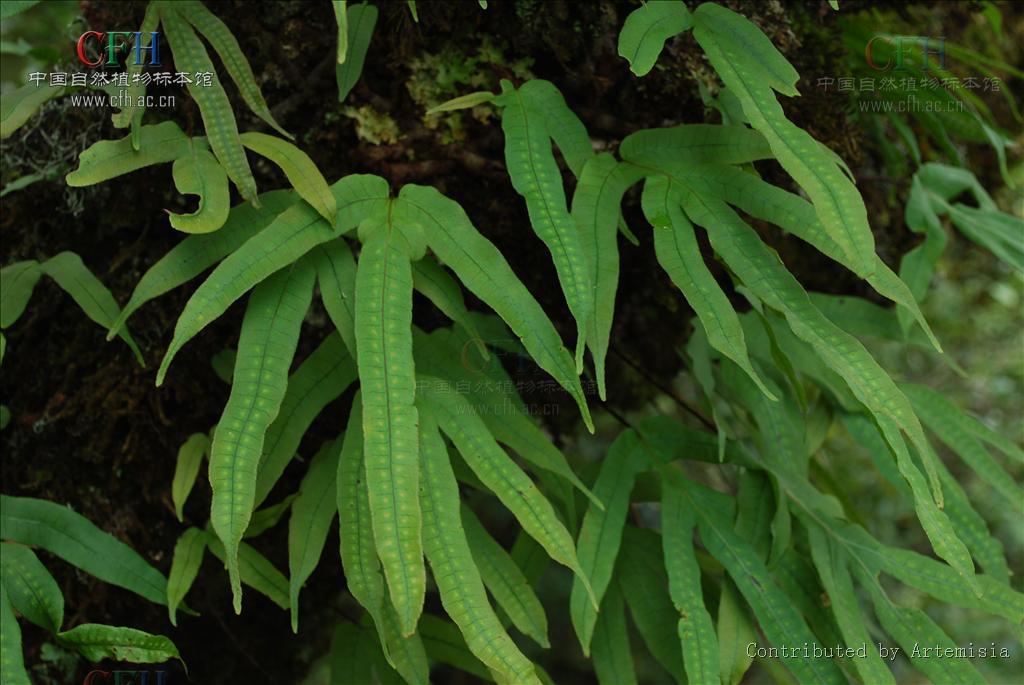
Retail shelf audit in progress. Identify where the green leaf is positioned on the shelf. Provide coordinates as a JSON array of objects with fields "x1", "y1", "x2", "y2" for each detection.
[
  {"x1": 330, "y1": 622, "x2": 376, "y2": 685},
  {"x1": 876, "y1": 416, "x2": 977, "y2": 591},
  {"x1": 482, "y1": 408, "x2": 599, "y2": 509},
  {"x1": 642, "y1": 175, "x2": 774, "y2": 400},
  {"x1": 0, "y1": 495, "x2": 168, "y2": 606},
  {"x1": 244, "y1": 495, "x2": 296, "y2": 538},
  {"x1": 411, "y1": 327, "x2": 599, "y2": 508},
  {"x1": 110, "y1": 2, "x2": 159, "y2": 145},
  {"x1": 315, "y1": 239, "x2": 360, "y2": 360},
  {"x1": 617, "y1": 527, "x2": 686, "y2": 684},
  {"x1": 57, "y1": 624, "x2": 179, "y2": 664},
  {"x1": 159, "y1": 4, "x2": 258, "y2": 203},
  {"x1": 807, "y1": 528, "x2": 895, "y2": 685},
  {"x1": 673, "y1": 162, "x2": 940, "y2": 349},
  {"x1": 570, "y1": 154, "x2": 644, "y2": 399},
  {"x1": 398, "y1": 184, "x2": 592, "y2": 430},
  {"x1": 462, "y1": 505, "x2": 549, "y2": 648},
  {"x1": 240, "y1": 132, "x2": 336, "y2": 223},
  {"x1": 66, "y1": 121, "x2": 194, "y2": 187},
  {"x1": 418, "y1": 410, "x2": 540, "y2": 684},
  {"x1": 857, "y1": 567, "x2": 985, "y2": 685},
  {"x1": 210, "y1": 261, "x2": 315, "y2": 613},
  {"x1": 422, "y1": 382, "x2": 596, "y2": 605},
  {"x1": 0, "y1": 543, "x2": 63, "y2": 633},
  {"x1": 843, "y1": 413, "x2": 1010, "y2": 583},
  {"x1": 680, "y1": 195, "x2": 949, "y2": 516},
  {"x1": 418, "y1": 614, "x2": 492, "y2": 681},
  {"x1": 39, "y1": 252, "x2": 143, "y2": 363},
  {"x1": 172, "y1": 433, "x2": 210, "y2": 521},
  {"x1": 570, "y1": 430, "x2": 646, "y2": 655},
  {"x1": 108, "y1": 190, "x2": 296, "y2": 339},
  {"x1": 620, "y1": 124, "x2": 771, "y2": 168},
  {"x1": 329, "y1": 618, "x2": 374, "y2": 683},
  {"x1": 947, "y1": 202, "x2": 1024, "y2": 272},
  {"x1": 0, "y1": 1, "x2": 40, "y2": 21},
  {"x1": 411, "y1": 259, "x2": 488, "y2": 358},
  {"x1": 670, "y1": 477, "x2": 846, "y2": 685},
  {"x1": 936, "y1": 464, "x2": 1011, "y2": 583},
  {"x1": 355, "y1": 219, "x2": 425, "y2": 637},
  {"x1": 156, "y1": 174, "x2": 389, "y2": 383},
  {"x1": 692, "y1": 2, "x2": 875, "y2": 274},
  {"x1": 661, "y1": 484, "x2": 719, "y2": 685},
  {"x1": 516, "y1": 79, "x2": 593, "y2": 177},
  {"x1": 205, "y1": 533, "x2": 289, "y2": 610},
  {"x1": 617, "y1": 0, "x2": 693, "y2": 76},
  {"x1": 167, "y1": 527, "x2": 207, "y2": 626},
  {"x1": 335, "y1": 398, "x2": 427, "y2": 683},
  {"x1": 169, "y1": 145, "x2": 231, "y2": 234},
  {"x1": 333, "y1": 1, "x2": 348, "y2": 64},
  {"x1": 375, "y1": 608, "x2": 430, "y2": 685},
  {"x1": 426, "y1": 91, "x2": 496, "y2": 116},
  {"x1": 180, "y1": 0, "x2": 291, "y2": 138},
  {"x1": 0, "y1": 586, "x2": 29, "y2": 685},
  {"x1": 904, "y1": 382, "x2": 1022, "y2": 506},
  {"x1": 878, "y1": 547, "x2": 1023, "y2": 622},
  {"x1": 498, "y1": 81, "x2": 592, "y2": 370},
  {"x1": 288, "y1": 440, "x2": 340, "y2": 632},
  {"x1": 716, "y1": 580, "x2": 756, "y2": 685},
  {"x1": 0, "y1": 260, "x2": 42, "y2": 329},
  {"x1": 591, "y1": 583, "x2": 637, "y2": 685},
  {"x1": 336, "y1": 393, "x2": 387, "y2": 631},
  {"x1": 336, "y1": 3, "x2": 378, "y2": 102},
  {"x1": 255, "y1": 333, "x2": 356, "y2": 505},
  {"x1": 1, "y1": 81, "x2": 64, "y2": 139}
]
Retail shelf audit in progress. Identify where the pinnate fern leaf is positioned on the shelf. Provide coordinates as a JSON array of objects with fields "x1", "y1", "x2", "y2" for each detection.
[
  {"x1": 418, "y1": 410, "x2": 540, "y2": 685},
  {"x1": 617, "y1": 0, "x2": 693, "y2": 77},
  {"x1": 660, "y1": 483, "x2": 719, "y2": 685},
  {"x1": 642, "y1": 175, "x2": 774, "y2": 400},
  {"x1": 314, "y1": 238, "x2": 360, "y2": 360},
  {"x1": 668, "y1": 477, "x2": 846, "y2": 685},
  {"x1": 496, "y1": 80, "x2": 593, "y2": 371},
  {"x1": 335, "y1": 393, "x2": 390, "y2": 655},
  {"x1": 461, "y1": 505, "x2": 549, "y2": 649},
  {"x1": 421, "y1": 381, "x2": 596, "y2": 606},
  {"x1": 172, "y1": 433, "x2": 209, "y2": 521},
  {"x1": 169, "y1": 146, "x2": 230, "y2": 234},
  {"x1": 108, "y1": 190, "x2": 296, "y2": 339},
  {"x1": 209, "y1": 261, "x2": 315, "y2": 613},
  {"x1": 0, "y1": 586, "x2": 29, "y2": 685},
  {"x1": 355, "y1": 215, "x2": 425, "y2": 637},
  {"x1": 1, "y1": 543, "x2": 63, "y2": 634},
  {"x1": 591, "y1": 583, "x2": 637, "y2": 685},
  {"x1": 178, "y1": 0, "x2": 291, "y2": 138},
  {"x1": 38, "y1": 252, "x2": 143, "y2": 363},
  {"x1": 570, "y1": 430, "x2": 646, "y2": 655},
  {"x1": 56, "y1": 624, "x2": 180, "y2": 665},
  {"x1": 239, "y1": 132, "x2": 336, "y2": 223},
  {"x1": 288, "y1": 440, "x2": 340, "y2": 632},
  {"x1": 692, "y1": 2, "x2": 875, "y2": 274},
  {"x1": 255, "y1": 333, "x2": 356, "y2": 505},
  {"x1": 0, "y1": 495, "x2": 169, "y2": 606},
  {"x1": 397, "y1": 184, "x2": 593, "y2": 430},
  {"x1": 166, "y1": 527, "x2": 207, "y2": 626},
  {"x1": 336, "y1": 3, "x2": 378, "y2": 102},
  {"x1": 159, "y1": 4, "x2": 258, "y2": 204},
  {"x1": 156, "y1": 175, "x2": 387, "y2": 384},
  {"x1": 571, "y1": 153, "x2": 645, "y2": 400}
]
